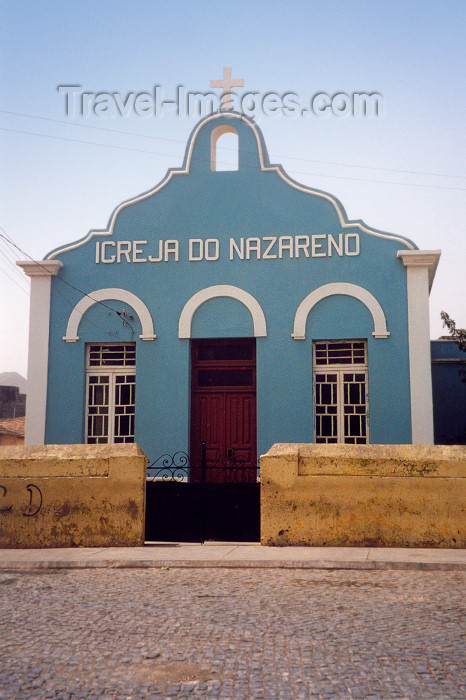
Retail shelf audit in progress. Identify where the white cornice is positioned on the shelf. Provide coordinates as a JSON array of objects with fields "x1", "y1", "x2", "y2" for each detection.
[
  {"x1": 17, "y1": 260, "x2": 63, "y2": 277},
  {"x1": 397, "y1": 250, "x2": 441, "y2": 291}
]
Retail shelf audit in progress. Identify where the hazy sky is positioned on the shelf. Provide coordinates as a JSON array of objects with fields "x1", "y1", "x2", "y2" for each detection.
[{"x1": 1, "y1": 0, "x2": 465, "y2": 377}]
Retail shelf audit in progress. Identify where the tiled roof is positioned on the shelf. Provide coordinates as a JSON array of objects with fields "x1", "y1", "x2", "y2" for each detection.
[{"x1": 0, "y1": 416, "x2": 25, "y2": 436}]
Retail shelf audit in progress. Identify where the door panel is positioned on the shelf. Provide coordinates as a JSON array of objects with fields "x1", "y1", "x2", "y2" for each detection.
[
  {"x1": 226, "y1": 393, "x2": 256, "y2": 465},
  {"x1": 191, "y1": 339, "x2": 257, "y2": 482},
  {"x1": 191, "y1": 393, "x2": 225, "y2": 466}
]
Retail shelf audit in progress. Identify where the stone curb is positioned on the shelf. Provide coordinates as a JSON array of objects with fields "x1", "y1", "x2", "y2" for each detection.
[{"x1": 1, "y1": 559, "x2": 464, "y2": 571}]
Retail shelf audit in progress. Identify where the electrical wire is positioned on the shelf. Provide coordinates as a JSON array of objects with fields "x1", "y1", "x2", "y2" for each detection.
[
  {"x1": 0, "y1": 244, "x2": 30, "y2": 287},
  {"x1": 0, "y1": 238, "x2": 31, "y2": 294},
  {"x1": 0, "y1": 259, "x2": 30, "y2": 296},
  {"x1": 1, "y1": 124, "x2": 465, "y2": 192},
  {"x1": 1, "y1": 108, "x2": 464, "y2": 180},
  {"x1": 0, "y1": 227, "x2": 135, "y2": 339}
]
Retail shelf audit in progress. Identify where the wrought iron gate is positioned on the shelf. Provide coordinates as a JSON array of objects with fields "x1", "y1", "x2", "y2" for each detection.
[{"x1": 145, "y1": 442, "x2": 260, "y2": 542}]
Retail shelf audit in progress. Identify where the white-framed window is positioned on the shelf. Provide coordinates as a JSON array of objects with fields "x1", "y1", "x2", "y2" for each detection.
[
  {"x1": 85, "y1": 343, "x2": 136, "y2": 444},
  {"x1": 313, "y1": 340, "x2": 368, "y2": 444}
]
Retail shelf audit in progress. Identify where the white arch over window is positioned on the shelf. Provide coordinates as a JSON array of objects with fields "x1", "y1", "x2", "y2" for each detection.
[
  {"x1": 178, "y1": 285, "x2": 267, "y2": 339},
  {"x1": 292, "y1": 283, "x2": 390, "y2": 340},
  {"x1": 210, "y1": 124, "x2": 238, "y2": 171},
  {"x1": 63, "y1": 288, "x2": 156, "y2": 342}
]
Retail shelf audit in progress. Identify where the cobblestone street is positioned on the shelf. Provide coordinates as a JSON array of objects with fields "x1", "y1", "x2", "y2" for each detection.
[{"x1": 0, "y1": 568, "x2": 464, "y2": 699}]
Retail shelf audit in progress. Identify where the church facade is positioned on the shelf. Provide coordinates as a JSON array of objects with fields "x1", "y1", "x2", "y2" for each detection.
[{"x1": 19, "y1": 111, "x2": 440, "y2": 466}]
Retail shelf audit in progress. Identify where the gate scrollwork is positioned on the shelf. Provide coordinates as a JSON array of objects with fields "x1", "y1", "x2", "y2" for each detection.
[
  {"x1": 146, "y1": 451, "x2": 259, "y2": 483},
  {"x1": 147, "y1": 452, "x2": 190, "y2": 482}
]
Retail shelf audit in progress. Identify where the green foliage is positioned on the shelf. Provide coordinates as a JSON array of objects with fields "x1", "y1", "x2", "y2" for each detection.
[
  {"x1": 441, "y1": 311, "x2": 466, "y2": 384},
  {"x1": 440, "y1": 312, "x2": 466, "y2": 352}
]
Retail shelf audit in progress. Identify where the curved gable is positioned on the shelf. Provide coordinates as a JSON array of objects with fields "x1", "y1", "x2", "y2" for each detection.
[{"x1": 46, "y1": 111, "x2": 416, "y2": 261}]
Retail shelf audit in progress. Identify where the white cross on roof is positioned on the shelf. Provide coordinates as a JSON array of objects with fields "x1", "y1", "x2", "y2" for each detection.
[{"x1": 210, "y1": 67, "x2": 244, "y2": 110}]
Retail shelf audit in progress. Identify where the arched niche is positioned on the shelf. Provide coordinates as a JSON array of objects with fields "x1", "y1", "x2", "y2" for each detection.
[
  {"x1": 210, "y1": 124, "x2": 239, "y2": 171},
  {"x1": 292, "y1": 283, "x2": 390, "y2": 340},
  {"x1": 179, "y1": 285, "x2": 267, "y2": 338},
  {"x1": 63, "y1": 288, "x2": 156, "y2": 342}
]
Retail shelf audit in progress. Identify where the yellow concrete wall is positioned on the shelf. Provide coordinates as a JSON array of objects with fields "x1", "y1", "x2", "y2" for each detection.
[
  {"x1": 0, "y1": 444, "x2": 146, "y2": 548},
  {"x1": 261, "y1": 443, "x2": 466, "y2": 548},
  {"x1": 0, "y1": 434, "x2": 24, "y2": 446}
]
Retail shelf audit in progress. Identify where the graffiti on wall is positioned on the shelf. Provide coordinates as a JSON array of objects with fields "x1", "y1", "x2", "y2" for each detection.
[{"x1": 0, "y1": 483, "x2": 43, "y2": 517}]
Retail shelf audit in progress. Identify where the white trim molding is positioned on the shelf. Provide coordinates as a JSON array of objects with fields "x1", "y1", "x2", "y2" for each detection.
[
  {"x1": 398, "y1": 249, "x2": 441, "y2": 444},
  {"x1": 16, "y1": 260, "x2": 64, "y2": 277},
  {"x1": 63, "y1": 288, "x2": 156, "y2": 342},
  {"x1": 178, "y1": 285, "x2": 267, "y2": 338},
  {"x1": 46, "y1": 111, "x2": 415, "y2": 261},
  {"x1": 16, "y1": 260, "x2": 63, "y2": 445},
  {"x1": 397, "y1": 249, "x2": 440, "y2": 291},
  {"x1": 292, "y1": 283, "x2": 390, "y2": 340}
]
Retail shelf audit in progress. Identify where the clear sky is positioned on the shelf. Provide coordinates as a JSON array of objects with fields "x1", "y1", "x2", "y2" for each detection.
[{"x1": 1, "y1": 0, "x2": 465, "y2": 377}]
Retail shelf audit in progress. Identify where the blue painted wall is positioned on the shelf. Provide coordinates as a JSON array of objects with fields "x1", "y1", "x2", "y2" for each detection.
[
  {"x1": 431, "y1": 340, "x2": 466, "y2": 444},
  {"x1": 44, "y1": 112, "x2": 415, "y2": 462}
]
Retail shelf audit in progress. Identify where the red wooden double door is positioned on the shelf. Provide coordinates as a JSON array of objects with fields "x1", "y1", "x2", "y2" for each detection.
[{"x1": 190, "y1": 339, "x2": 257, "y2": 481}]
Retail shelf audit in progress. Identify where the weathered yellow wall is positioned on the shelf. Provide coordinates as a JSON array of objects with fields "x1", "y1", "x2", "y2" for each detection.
[
  {"x1": 0, "y1": 434, "x2": 23, "y2": 446},
  {"x1": 0, "y1": 444, "x2": 146, "y2": 548},
  {"x1": 261, "y1": 443, "x2": 466, "y2": 548}
]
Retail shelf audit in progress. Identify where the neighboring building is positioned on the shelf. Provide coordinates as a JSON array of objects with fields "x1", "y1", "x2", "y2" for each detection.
[
  {"x1": 18, "y1": 110, "x2": 441, "y2": 465},
  {"x1": 431, "y1": 339, "x2": 466, "y2": 445},
  {"x1": 0, "y1": 416, "x2": 25, "y2": 445},
  {"x1": 0, "y1": 385, "x2": 26, "y2": 419}
]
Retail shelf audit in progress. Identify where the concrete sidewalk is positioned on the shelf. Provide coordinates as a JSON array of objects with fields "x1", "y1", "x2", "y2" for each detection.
[{"x1": 0, "y1": 542, "x2": 465, "y2": 571}]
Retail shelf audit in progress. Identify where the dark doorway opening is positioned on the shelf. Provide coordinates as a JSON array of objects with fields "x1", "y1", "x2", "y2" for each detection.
[
  {"x1": 144, "y1": 338, "x2": 260, "y2": 542},
  {"x1": 145, "y1": 444, "x2": 260, "y2": 542}
]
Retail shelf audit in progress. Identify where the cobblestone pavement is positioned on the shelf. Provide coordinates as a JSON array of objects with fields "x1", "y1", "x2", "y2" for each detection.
[{"x1": 0, "y1": 568, "x2": 465, "y2": 699}]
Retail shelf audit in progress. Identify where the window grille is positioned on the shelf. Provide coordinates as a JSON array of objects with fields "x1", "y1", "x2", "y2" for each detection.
[
  {"x1": 85, "y1": 344, "x2": 136, "y2": 444},
  {"x1": 314, "y1": 341, "x2": 366, "y2": 366},
  {"x1": 313, "y1": 341, "x2": 368, "y2": 444},
  {"x1": 88, "y1": 344, "x2": 136, "y2": 368}
]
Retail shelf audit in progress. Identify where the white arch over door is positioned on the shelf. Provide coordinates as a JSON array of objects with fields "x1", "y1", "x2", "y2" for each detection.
[
  {"x1": 178, "y1": 285, "x2": 267, "y2": 338},
  {"x1": 63, "y1": 288, "x2": 156, "y2": 342},
  {"x1": 292, "y1": 282, "x2": 390, "y2": 340}
]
